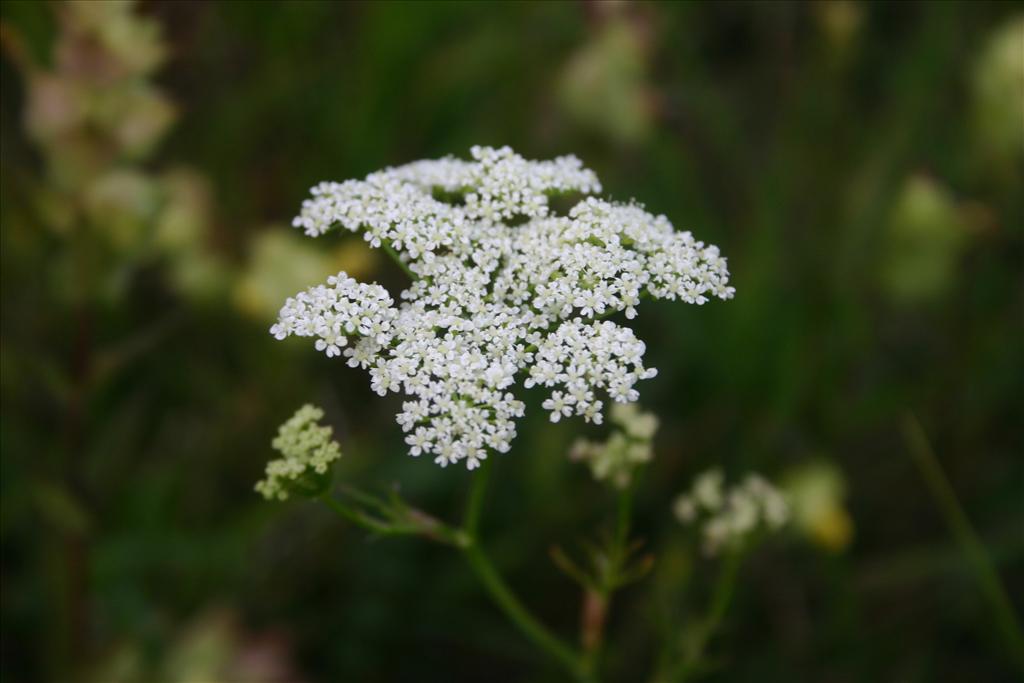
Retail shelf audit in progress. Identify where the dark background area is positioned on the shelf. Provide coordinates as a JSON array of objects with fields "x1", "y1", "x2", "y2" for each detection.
[{"x1": 1, "y1": 1, "x2": 1022, "y2": 682}]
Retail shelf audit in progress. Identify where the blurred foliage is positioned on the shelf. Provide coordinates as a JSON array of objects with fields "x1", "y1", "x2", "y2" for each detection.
[
  {"x1": 1, "y1": 1, "x2": 1022, "y2": 682},
  {"x1": 877, "y1": 174, "x2": 968, "y2": 305},
  {"x1": 559, "y1": 3, "x2": 655, "y2": 145},
  {"x1": 85, "y1": 608, "x2": 305, "y2": 683}
]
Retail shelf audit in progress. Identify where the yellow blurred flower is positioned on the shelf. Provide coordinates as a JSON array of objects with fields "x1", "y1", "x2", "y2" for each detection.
[
  {"x1": 559, "y1": 14, "x2": 654, "y2": 145},
  {"x1": 782, "y1": 461, "x2": 853, "y2": 553},
  {"x1": 234, "y1": 231, "x2": 379, "y2": 320}
]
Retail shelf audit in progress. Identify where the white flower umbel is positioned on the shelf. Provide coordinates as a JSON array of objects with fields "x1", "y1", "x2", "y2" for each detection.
[
  {"x1": 673, "y1": 469, "x2": 789, "y2": 555},
  {"x1": 257, "y1": 404, "x2": 342, "y2": 501},
  {"x1": 272, "y1": 146, "x2": 734, "y2": 469}
]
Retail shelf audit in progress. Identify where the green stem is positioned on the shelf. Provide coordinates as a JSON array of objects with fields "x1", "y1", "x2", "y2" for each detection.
[
  {"x1": 462, "y1": 543, "x2": 591, "y2": 681},
  {"x1": 381, "y1": 241, "x2": 417, "y2": 280},
  {"x1": 318, "y1": 492, "x2": 391, "y2": 534},
  {"x1": 581, "y1": 484, "x2": 635, "y2": 676},
  {"x1": 459, "y1": 458, "x2": 591, "y2": 681},
  {"x1": 318, "y1": 462, "x2": 589, "y2": 679},
  {"x1": 462, "y1": 457, "x2": 492, "y2": 538},
  {"x1": 704, "y1": 546, "x2": 743, "y2": 636},
  {"x1": 320, "y1": 490, "x2": 466, "y2": 545},
  {"x1": 902, "y1": 415, "x2": 1024, "y2": 672},
  {"x1": 615, "y1": 484, "x2": 634, "y2": 555},
  {"x1": 672, "y1": 546, "x2": 744, "y2": 683}
]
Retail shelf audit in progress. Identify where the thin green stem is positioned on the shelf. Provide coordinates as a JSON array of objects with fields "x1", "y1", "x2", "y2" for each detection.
[
  {"x1": 381, "y1": 241, "x2": 417, "y2": 280},
  {"x1": 458, "y1": 458, "x2": 591, "y2": 681},
  {"x1": 319, "y1": 460, "x2": 589, "y2": 679},
  {"x1": 581, "y1": 484, "x2": 635, "y2": 676},
  {"x1": 672, "y1": 546, "x2": 744, "y2": 683},
  {"x1": 462, "y1": 457, "x2": 492, "y2": 539},
  {"x1": 462, "y1": 543, "x2": 590, "y2": 681},
  {"x1": 615, "y1": 484, "x2": 634, "y2": 555},
  {"x1": 902, "y1": 414, "x2": 1024, "y2": 672},
  {"x1": 704, "y1": 546, "x2": 743, "y2": 636},
  {"x1": 318, "y1": 492, "x2": 391, "y2": 534},
  {"x1": 320, "y1": 489, "x2": 466, "y2": 545}
]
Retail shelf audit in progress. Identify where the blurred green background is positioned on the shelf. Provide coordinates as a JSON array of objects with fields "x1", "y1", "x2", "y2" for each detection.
[{"x1": 1, "y1": 1, "x2": 1022, "y2": 682}]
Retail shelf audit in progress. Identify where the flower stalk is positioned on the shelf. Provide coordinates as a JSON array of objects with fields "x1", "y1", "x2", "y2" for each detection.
[
  {"x1": 458, "y1": 459, "x2": 594, "y2": 682},
  {"x1": 665, "y1": 546, "x2": 744, "y2": 683},
  {"x1": 461, "y1": 542, "x2": 591, "y2": 681},
  {"x1": 902, "y1": 415, "x2": 1024, "y2": 673}
]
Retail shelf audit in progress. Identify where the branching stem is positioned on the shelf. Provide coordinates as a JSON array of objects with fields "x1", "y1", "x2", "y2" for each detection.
[
  {"x1": 582, "y1": 482, "x2": 635, "y2": 672},
  {"x1": 319, "y1": 458, "x2": 593, "y2": 681},
  {"x1": 318, "y1": 492, "x2": 391, "y2": 534}
]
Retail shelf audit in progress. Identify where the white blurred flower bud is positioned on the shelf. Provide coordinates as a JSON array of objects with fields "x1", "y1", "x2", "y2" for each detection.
[{"x1": 673, "y1": 469, "x2": 790, "y2": 555}]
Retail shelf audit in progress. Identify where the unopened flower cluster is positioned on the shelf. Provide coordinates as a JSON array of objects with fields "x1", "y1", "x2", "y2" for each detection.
[
  {"x1": 673, "y1": 469, "x2": 788, "y2": 555},
  {"x1": 256, "y1": 405, "x2": 341, "y2": 501},
  {"x1": 271, "y1": 146, "x2": 734, "y2": 469},
  {"x1": 569, "y1": 403, "x2": 659, "y2": 488}
]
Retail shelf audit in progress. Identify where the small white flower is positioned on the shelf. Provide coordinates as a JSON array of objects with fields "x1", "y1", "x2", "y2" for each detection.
[
  {"x1": 542, "y1": 391, "x2": 575, "y2": 422},
  {"x1": 673, "y1": 469, "x2": 790, "y2": 555},
  {"x1": 693, "y1": 469, "x2": 725, "y2": 511},
  {"x1": 405, "y1": 427, "x2": 433, "y2": 457},
  {"x1": 673, "y1": 496, "x2": 698, "y2": 522}
]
